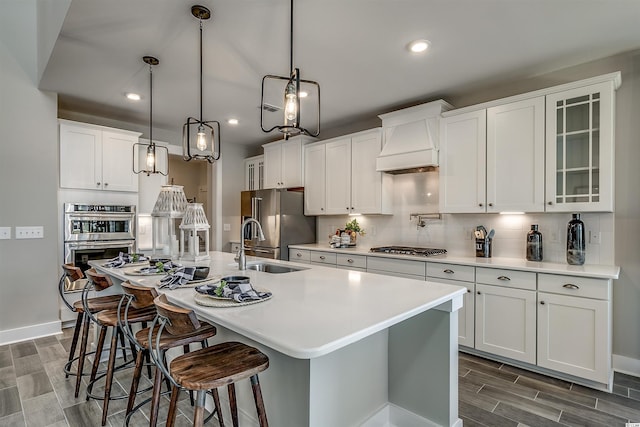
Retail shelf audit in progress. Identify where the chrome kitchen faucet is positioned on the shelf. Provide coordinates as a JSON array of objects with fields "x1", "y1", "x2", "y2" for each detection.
[{"x1": 238, "y1": 218, "x2": 265, "y2": 270}]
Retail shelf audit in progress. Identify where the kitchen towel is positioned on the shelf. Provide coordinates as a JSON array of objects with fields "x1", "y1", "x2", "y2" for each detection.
[
  {"x1": 159, "y1": 266, "x2": 197, "y2": 289},
  {"x1": 103, "y1": 252, "x2": 149, "y2": 268},
  {"x1": 222, "y1": 282, "x2": 272, "y2": 303},
  {"x1": 137, "y1": 261, "x2": 181, "y2": 274}
]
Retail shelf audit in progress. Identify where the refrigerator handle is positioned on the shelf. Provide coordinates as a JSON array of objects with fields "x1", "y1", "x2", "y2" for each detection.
[{"x1": 250, "y1": 197, "x2": 263, "y2": 240}]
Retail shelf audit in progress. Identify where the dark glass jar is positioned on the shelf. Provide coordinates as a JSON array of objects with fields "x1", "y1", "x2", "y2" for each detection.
[
  {"x1": 526, "y1": 225, "x2": 543, "y2": 262},
  {"x1": 566, "y1": 213, "x2": 585, "y2": 265}
]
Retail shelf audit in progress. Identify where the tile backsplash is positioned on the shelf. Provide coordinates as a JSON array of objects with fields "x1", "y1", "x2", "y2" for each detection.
[{"x1": 316, "y1": 172, "x2": 614, "y2": 265}]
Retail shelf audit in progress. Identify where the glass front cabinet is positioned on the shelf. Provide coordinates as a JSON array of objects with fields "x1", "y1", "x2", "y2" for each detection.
[{"x1": 545, "y1": 81, "x2": 615, "y2": 212}]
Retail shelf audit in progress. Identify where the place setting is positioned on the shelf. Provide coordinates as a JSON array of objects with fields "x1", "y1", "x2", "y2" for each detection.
[
  {"x1": 102, "y1": 252, "x2": 150, "y2": 268},
  {"x1": 194, "y1": 276, "x2": 272, "y2": 308}
]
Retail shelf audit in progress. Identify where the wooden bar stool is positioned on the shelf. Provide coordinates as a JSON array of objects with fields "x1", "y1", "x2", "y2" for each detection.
[
  {"x1": 59, "y1": 264, "x2": 123, "y2": 397},
  {"x1": 84, "y1": 269, "x2": 158, "y2": 426},
  {"x1": 119, "y1": 281, "x2": 218, "y2": 427},
  {"x1": 151, "y1": 294, "x2": 270, "y2": 427}
]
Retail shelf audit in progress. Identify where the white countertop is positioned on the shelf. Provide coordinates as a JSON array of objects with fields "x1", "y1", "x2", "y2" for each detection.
[
  {"x1": 289, "y1": 243, "x2": 620, "y2": 279},
  {"x1": 91, "y1": 252, "x2": 466, "y2": 359}
]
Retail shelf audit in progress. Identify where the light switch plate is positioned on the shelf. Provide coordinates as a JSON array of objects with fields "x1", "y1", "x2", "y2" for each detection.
[
  {"x1": 223, "y1": 223, "x2": 231, "y2": 232},
  {"x1": 0, "y1": 227, "x2": 10, "y2": 239},
  {"x1": 15, "y1": 226, "x2": 44, "y2": 239}
]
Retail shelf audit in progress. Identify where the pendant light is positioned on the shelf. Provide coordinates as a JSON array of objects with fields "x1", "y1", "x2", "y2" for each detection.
[
  {"x1": 133, "y1": 56, "x2": 168, "y2": 176},
  {"x1": 182, "y1": 5, "x2": 221, "y2": 163},
  {"x1": 260, "y1": 0, "x2": 320, "y2": 139}
]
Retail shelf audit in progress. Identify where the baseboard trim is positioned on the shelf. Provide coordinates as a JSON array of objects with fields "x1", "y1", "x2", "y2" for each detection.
[
  {"x1": 360, "y1": 403, "x2": 462, "y2": 427},
  {"x1": 613, "y1": 354, "x2": 640, "y2": 377},
  {"x1": 0, "y1": 320, "x2": 62, "y2": 346}
]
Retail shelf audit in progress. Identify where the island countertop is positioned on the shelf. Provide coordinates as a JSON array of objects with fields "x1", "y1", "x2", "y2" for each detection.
[{"x1": 91, "y1": 251, "x2": 466, "y2": 359}]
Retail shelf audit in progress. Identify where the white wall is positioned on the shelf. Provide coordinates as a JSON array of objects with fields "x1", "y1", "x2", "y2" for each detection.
[{"x1": 0, "y1": 0, "x2": 62, "y2": 343}]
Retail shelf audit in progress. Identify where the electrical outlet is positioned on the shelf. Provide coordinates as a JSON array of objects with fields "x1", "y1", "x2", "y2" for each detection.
[
  {"x1": 0, "y1": 227, "x2": 10, "y2": 239},
  {"x1": 223, "y1": 223, "x2": 231, "y2": 232},
  {"x1": 15, "y1": 226, "x2": 44, "y2": 239},
  {"x1": 589, "y1": 230, "x2": 601, "y2": 244},
  {"x1": 549, "y1": 229, "x2": 561, "y2": 243}
]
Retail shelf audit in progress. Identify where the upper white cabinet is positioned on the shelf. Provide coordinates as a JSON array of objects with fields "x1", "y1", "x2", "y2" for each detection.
[
  {"x1": 244, "y1": 155, "x2": 264, "y2": 191},
  {"x1": 440, "y1": 72, "x2": 619, "y2": 213},
  {"x1": 440, "y1": 97, "x2": 545, "y2": 213},
  {"x1": 545, "y1": 81, "x2": 615, "y2": 212},
  {"x1": 263, "y1": 135, "x2": 313, "y2": 189},
  {"x1": 59, "y1": 120, "x2": 140, "y2": 192},
  {"x1": 304, "y1": 128, "x2": 392, "y2": 216}
]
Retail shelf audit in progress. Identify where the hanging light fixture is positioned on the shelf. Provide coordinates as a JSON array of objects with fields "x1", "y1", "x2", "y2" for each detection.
[
  {"x1": 260, "y1": 0, "x2": 320, "y2": 139},
  {"x1": 182, "y1": 5, "x2": 221, "y2": 163},
  {"x1": 133, "y1": 56, "x2": 168, "y2": 176}
]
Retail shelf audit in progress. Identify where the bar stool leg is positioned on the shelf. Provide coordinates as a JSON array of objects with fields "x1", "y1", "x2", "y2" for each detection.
[
  {"x1": 193, "y1": 390, "x2": 206, "y2": 427},
  {"x1": 251, "y1": 375, "x2": 269, "y2": 427},
  {"x1": 74, "y1": 313, "x2": 91, "y2": 397},
  {"x1": 166, "y1": 385, "x2": 181, "y2": 427},
  {"x1": 87, "y1": 325, "x2": 108, "y2": 399},
  {"x1": 101, "y1": 326, "x2": 120, "y2": 425},
  {"x1": 126, "y1": 349, "x2": 145, "y2": 414},
  {"x1": 228, "y1": 383, "x2": 238, "y2": 427},
  {"x1": 211, "y1": 388, "x2": 225, "y2": 427},
  {"x1": 65, "y1": 313, "x2": 83, "y2": 378},
  {"x1": 149, "y1": 365, "x2": 165, "y2": 427}
]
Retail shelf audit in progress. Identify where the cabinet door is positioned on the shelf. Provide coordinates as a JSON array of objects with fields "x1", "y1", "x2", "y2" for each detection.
[
  {"x1": 102, "y1": 131, "x2": 138, "y2": 192},
  {"x1": 475, "y1": 283, "x2": 536, "y2": 364},
  {"x1": 439, "y1": 110, "x2": 487, "y2": 213},
  {"x1": 537, "y1": 292, "x2": 610, "y2": 383},
  {"x1": 545, "y1": 81, "x2": 615, "y2": 212},
  {"x1": 59, "y1": 123, "x2": 102, "y2": 190},
  {"x1": 350, "y1": 130, "x2": 383, "y2": 214},
  {"x1": 325, "y1": 138, "x2": 352, "y2": 215},
  {"x1": 263, "y1": 143, "x2": 282, "y2": 189},
  {"x1": 487, "y1": 97, "x2": 545, "y2": 212},
  {"x1": 304, "y1": 144, "x2": 326, "y2": 215},
  {"x1": 244, "y1": 155, "x2": 264, "y2": 191},
  {"x1": 281, "y1": 138, "x2": 303, "y2": 187}
]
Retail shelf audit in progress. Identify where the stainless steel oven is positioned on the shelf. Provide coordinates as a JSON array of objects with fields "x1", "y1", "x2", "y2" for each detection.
[{"x1": 63, "y1": 203, "x2": 136, "y2": 292}]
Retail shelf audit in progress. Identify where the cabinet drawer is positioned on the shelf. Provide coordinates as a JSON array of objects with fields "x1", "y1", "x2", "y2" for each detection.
[
  {"x1": 538, "y1": 274, "x2": 611, "y2": 300},
  {"x1": 310, "y1": 251, "x2": 337, "y2": 265},
  {"x1": 336, "y1": 253, "x2": 367, "y2": 269},
  {"x1": 476, "y1": 267, "x2": 536, "y2": 291},
  {"x1": 427, "y1": 262, "x2": 475, "y2": 283},
  {"x1": 366, "y1": 257, "x2": 425, "y2": 277},
  {"x1": 289, "y1": 249, "x2": 310, "y2": 263}
]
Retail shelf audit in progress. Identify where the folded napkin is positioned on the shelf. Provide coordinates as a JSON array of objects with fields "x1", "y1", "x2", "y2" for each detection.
[
  {"x1": 103, "y1": 252, "x2": 149, "y2": 268},
  {"x1": 222, "y1": 282, "x2": 272, "y2": 303},
  {"x1": 159, "y1": 266, "x2": 197, "y2": 290}
]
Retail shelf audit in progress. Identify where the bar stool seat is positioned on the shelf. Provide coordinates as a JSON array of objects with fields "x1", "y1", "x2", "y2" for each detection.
[{"x1": 152, "y1": 294, "x2": 270, "y2": 427}]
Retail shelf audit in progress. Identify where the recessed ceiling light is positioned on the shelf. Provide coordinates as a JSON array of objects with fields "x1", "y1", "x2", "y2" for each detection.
[
  {"x1": 407, "y1": 39, "x2": 430, "y2": 54},
  {"x1": 228, "y1": 118, "x2": 239, "y2": 125},
  {"x1": 125, "y1": 92, "x2": 141, "y2": 101},
  {"x1": 299, "y1": 91, "x2": 308, "y2": 98}
]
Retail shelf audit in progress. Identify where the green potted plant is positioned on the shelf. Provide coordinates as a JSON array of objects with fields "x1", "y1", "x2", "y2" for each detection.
[{"x1": 344, "y1": 218, "x2": 365, "y2": 245}]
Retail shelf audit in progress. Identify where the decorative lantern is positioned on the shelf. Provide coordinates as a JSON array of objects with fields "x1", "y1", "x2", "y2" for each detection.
[
  {"x1": 151, "y1": 185, "x2": 188, "y2": 258},
  {"x1": 179, "y1": 203, "x2": 210, "y2": 261}
]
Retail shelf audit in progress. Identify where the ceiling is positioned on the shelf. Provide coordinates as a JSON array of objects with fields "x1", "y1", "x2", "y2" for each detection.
[{"x1": 39, "y1": 0, "x2": 640, "y2": 148}]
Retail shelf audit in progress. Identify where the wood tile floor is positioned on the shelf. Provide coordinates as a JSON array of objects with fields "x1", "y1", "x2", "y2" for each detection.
[{"x1": 3, "y1": 328, "x2": 640, "y2": 426}]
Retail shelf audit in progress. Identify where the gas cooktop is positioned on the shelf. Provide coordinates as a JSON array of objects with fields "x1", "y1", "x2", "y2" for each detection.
[{"x1": 369, "y1": 246, "x2": 447, "y2": 257}]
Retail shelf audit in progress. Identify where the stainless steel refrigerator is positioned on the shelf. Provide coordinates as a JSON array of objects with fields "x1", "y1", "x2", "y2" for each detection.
[{"x1": 241, "y1": 189, "x2": 316, "y2": 260}]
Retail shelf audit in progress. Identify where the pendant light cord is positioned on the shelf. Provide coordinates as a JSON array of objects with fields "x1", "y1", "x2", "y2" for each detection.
[
  {"x1": 199, "y1": 18, "x2": 204, "y2": 122},
  {"x1": 289, "y1": 0, "x2": 293, "y2": 74},
  {"x1": 149, "y1": 63, "x2": 153, "y2": 149}
]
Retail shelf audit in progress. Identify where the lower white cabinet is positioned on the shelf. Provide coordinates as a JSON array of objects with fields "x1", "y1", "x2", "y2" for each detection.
[
  {"x1": 289, "y1": 249, "x2": 311, "y2": 264},
  {"x1": 475, "y1": 283, "x2": 537, "y2": 364},
  {"x1": 537, "y1": 273, "x2": 611, "y2": 383}
]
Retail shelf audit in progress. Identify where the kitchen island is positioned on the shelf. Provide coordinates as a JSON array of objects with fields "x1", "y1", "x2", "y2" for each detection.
[{"x1": 91, "y1": 251, "x2": 466, "y2": 427}]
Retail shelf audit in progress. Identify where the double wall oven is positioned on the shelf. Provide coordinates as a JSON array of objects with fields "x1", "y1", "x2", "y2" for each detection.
[{"x1": 63, "y1": 203, "x2": 136, "y2": 291}]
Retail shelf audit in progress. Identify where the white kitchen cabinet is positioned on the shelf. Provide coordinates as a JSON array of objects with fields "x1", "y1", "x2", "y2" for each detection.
[
  {"x1": 303, "y1": 143, "x2": 326, "y2": 215},
  {"x1": 440, "y1": 97, "x2": 544, "y2": 213},
  {"x1": 545, "y1": 81, "x2": 615, "y2": 212},
  {"x1": 59, "y1": 120, "x2": 140, "y2": 192},
  {"x1": 427, "y1": 263, "x2": 475, "y2": 347},
  {"x1": 336, "y1": 253, "x2": 367, "y2": 271},
  {"x1": 289, "y1": 248, "x2": 311, "y2": 264},
  {"x1": 537, "y1": 273, "x2": 611, "y2": 383},
  {"x1": 366, "y1": 257, "x2": 426, "y2": 280},
  {"x1": 306, "y1": 128, "x2": 391, "y2": 216},
  {"x1": 474, "y1": 268, "x2": 537, "y2": 364},
  {"x1": 309, "y1": 251, "x2": 337, "y2": 267},
  {"x1": 263, "y1": 136, "x2": 312, "y2": 189},
  {"x1": 244, "y1": 155, "x2": 264, "y2": 191}
]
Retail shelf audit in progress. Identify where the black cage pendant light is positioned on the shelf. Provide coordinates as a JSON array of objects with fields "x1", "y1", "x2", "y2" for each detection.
[
  {"x1": 133, "y1": 56, "x2": 169, "y2": 176},
  {"x1": 182, "y1": 5, "x2": 221, "y2": 163},
  {"x1": 260, "y1": 0, "x2": 320, "y2": 139}
]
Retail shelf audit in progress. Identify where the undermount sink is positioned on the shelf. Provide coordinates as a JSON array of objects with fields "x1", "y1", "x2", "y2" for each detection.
[{"x1": 245, "y1": 262, "x2": 308, "y2": 274}]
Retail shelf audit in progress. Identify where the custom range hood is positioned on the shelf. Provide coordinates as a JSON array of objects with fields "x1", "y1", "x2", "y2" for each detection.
[{"x1": 376, "y1": 100, "x2": 453, "y2": 174}]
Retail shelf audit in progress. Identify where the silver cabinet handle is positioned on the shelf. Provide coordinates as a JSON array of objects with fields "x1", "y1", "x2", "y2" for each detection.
[
  {"x1": 548, "y1": 201, "x2": 553, "y2": 205},
  {"x1": 351, "y1": 207, "x2": 354, "y2": 210},
  {"x1": 497, "y1": 276, "x2": 511, "y2": 281},
  {"x1": 488, "y1": 203, "x2": 493, "y2": 207},
  {"x1": 319, "y1": 256, "x2": 326, "y2": 260},
  {"x1": 479, "y1": 203, "x2": 483, "y2": 207},
  {"x1": 540, "y1": 301, "x2": 546, "y2": 305},
  {"x1": 104, "y1": 182, "x2": 108, "y2": 186},
  {"x1": 296, "y1": 253, "x2": 302, "y2": 258},
  {"x1": 477, "y1": 291, "x2": 481, "y2": 295},
  {"x1": 96, "y1": 182, "x2": 101, "y2": 186},
  {"x1": 562, "y1": 283, "x2": 580, "y2": 290},
  {"x1": 346, "y1": 207, "x2": 349, "y2": 210},
  {"x1": 467, "y1": 289, "x2": 471, "y2": 293},
  {"x1": 347, "y1": 259, "x2": 354, "y2": 263},
  {"x1": 320, "y1": 207, "x2": 324, "y2": 211},
  {"x1": 443, "y1": 269, "x2": 454, "y2": 274}
]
